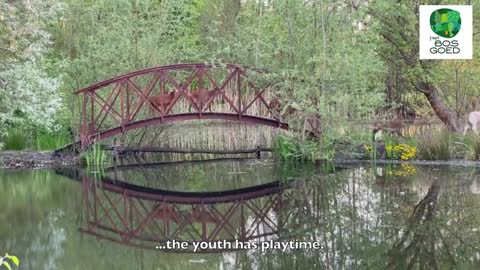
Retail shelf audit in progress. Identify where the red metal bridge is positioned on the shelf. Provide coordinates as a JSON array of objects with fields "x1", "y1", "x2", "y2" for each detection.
[{"x1": 75, "y1": 63, "x2": 289, "y2": 150}]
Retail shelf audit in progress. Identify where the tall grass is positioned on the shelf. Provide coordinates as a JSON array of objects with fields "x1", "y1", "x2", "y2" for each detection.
[
  {"x1": 456, "y1": 133, "x2": 480, "y2": 160},
  {"x1": 273, "y1": 135, "x2": 302, "y2": 161},
  {"x1": 414, "y1": 130, "x2": 452, "y2": 160},
  {"x1": 273, "y1": 134, "x2": 336, "y2": 162},
  {"x1": 415, "y1": 130, "x2": 480, "y2": 161},
  {"x1": 3, "y1": 129, "x2": 29, "y2": 150},
  {"x1": 82, "y1": 142, "x2": 109, "y2": 167},
  {"x1": 35, "y1": 128, "x2": 71, "y2": 150},
  {"x1": 2, "y1": 127, "x2": 72, "y2": 151}
]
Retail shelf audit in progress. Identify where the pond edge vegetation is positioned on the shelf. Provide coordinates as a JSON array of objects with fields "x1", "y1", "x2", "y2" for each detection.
[{"x1": 273, "y1": 127, "x2": 480, "y2": 164}]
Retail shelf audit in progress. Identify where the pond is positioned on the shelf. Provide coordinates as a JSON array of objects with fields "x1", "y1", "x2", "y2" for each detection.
[{"x1": 1, "y1": 156, "x2": 480, "y2": 269}]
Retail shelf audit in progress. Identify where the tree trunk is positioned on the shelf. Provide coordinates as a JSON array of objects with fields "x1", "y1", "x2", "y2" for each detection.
[{"x1": 421, "y1": 83, "x2": 460, "y2": 132}]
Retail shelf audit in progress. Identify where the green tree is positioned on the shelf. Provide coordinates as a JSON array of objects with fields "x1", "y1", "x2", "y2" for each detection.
[
  {"x1": 370, "y1": 0, "x2": 480, "y2": 131},
  {"x1": 0, "y1": 1, "x2": 65, "y2": 148}
]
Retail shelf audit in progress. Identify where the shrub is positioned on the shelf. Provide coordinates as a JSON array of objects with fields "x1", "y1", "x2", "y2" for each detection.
[{"x1": 273, "y1": 135, "x2": 302, "y2": 161}]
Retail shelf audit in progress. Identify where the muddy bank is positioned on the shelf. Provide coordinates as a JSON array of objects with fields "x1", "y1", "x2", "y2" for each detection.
[{"x1": 0, "y1": 151, "x2": 77, "y2": 169}]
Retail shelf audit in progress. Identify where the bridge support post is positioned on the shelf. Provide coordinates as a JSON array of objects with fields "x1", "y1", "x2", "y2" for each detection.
[
  {"x1": 80, "y1": 95, "x2": 88, "y2": 151},
  {"x1": 256, "y1": 145, "x2": 261, "y2": 159}
]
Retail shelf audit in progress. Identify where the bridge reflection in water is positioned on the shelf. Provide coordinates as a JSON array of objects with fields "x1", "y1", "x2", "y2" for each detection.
[{"x1": 57, "y1": 160, "x2": 320, "y2": 253}]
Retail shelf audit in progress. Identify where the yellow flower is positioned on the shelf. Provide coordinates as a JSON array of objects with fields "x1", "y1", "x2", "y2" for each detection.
[{"x1": 399, "y1": 145, "x2": 416, "y2": 160}]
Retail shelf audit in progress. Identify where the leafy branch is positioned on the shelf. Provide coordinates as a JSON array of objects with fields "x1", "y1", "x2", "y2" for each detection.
[{"x1": 0, "y1": 253, "x2": 19, "y2": 270}]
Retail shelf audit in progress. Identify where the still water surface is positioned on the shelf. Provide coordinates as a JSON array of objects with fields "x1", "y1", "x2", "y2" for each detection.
[{"x1": 1, "y1": 157, "x2": 480, "y2": 269}]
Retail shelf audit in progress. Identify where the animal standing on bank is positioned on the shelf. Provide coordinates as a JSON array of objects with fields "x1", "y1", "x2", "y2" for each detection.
[
  {"x1": 372, "y1": 118, "x2": 405, "y2": 141},
  {"x1": 463, "y1": 111, "x2": 480, "y2": 135}
]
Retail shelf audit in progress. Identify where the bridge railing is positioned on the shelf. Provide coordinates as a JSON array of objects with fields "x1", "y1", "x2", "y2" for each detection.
[{"x1": 76, "y1": 63, "x2": 284, "y2": 149}]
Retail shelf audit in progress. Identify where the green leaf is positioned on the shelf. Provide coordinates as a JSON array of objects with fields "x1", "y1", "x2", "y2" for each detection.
[
  {"x1": 6, "y1": 256, "x2": 18, "y2": 267},
  {"x1": 1, "y1": 261, "x2": 12, "y2": 270}
]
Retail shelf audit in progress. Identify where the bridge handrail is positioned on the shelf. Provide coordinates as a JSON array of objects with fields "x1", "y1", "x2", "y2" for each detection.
[{"x1": 74, "y1": 63, "x2": 267, "y2": 95}]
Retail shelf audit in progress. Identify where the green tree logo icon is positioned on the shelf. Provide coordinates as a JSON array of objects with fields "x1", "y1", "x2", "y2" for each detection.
[{"x1": 430, "y1": 8, "x2": 461, "y2": 38}]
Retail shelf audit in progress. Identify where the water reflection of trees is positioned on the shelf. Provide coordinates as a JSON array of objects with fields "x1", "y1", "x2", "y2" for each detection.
[
  {"x1": 387, "y1": 183, "x2": 441, "y2": 269},
  {"x1": 233, "y1": 166, "x2": 480, "y2": 270},
  {"x1": 4, "y1": 165, "x2": 480, "y2": 269},
  {"x1": 385, "y1": 169, "x2": 480, "y2": 270}
]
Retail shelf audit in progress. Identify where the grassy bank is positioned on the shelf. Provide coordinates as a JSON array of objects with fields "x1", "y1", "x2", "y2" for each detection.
[
  {"x1": 2, "y1": 127, "x2": 72, "y2": 151},
  {"x1": 273, "y1": 125, "x2": 480, "y2": 163}
]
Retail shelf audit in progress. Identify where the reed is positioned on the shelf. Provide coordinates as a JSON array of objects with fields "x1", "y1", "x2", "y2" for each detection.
[
  {"x1": 456, "y1": 133, "x2": 480, "y2": 160},
  {"x1": 3, "y1": 128, "x2": 29, "y2": 150},
  {"x1": 414, "y1": 130, "x2": 452, "y2": 160},
  {"x1": 82, "y1": 142, "x2": 110, "y2": 167},
  {"x1": 35, "y1": 128, "x2": 71, "y2": 150}
]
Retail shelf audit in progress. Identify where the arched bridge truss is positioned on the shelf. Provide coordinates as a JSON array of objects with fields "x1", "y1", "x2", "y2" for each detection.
[{"x1": 77, "y1": 63, "x2": 288, "y2": 150}]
